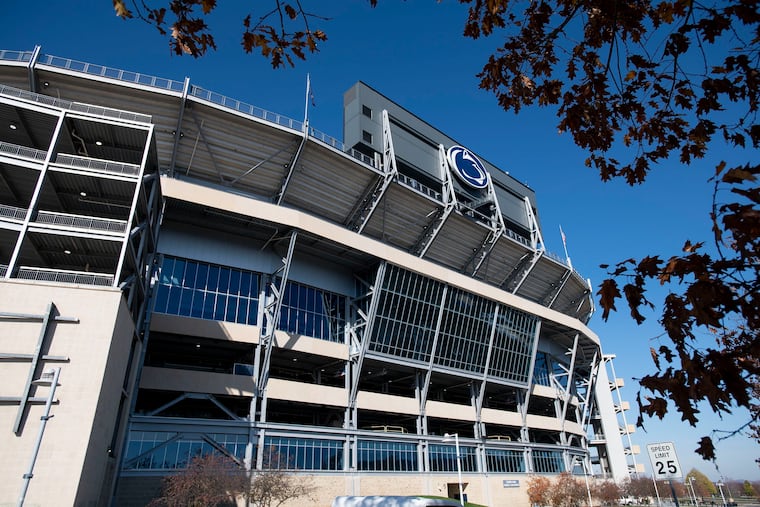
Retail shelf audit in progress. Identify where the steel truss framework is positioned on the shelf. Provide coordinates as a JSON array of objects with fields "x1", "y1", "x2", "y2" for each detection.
[
  {"x1": 0, "y1": 50, "x2": 630, "y2": 504},
  {"x1": 124, "y1": 247, "x2": 603, "y2": 476}
]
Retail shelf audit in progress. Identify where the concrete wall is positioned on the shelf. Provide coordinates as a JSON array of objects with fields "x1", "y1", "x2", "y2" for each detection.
[
  {"x1": 116, "y1": 472, "x2": 535, "y2": 507},
  {"x1": 0, "y1": 280, "x2": 134, "y2": 507}
]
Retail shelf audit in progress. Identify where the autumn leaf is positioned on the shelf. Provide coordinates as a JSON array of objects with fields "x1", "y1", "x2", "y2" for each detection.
[{"x1": 113, "y1": 0, "x2": 132, "y2": 18}]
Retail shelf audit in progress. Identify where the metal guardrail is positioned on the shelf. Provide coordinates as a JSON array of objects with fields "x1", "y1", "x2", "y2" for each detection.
[
  {"x1": 0, "y1": 204, "x2": 27, "y2": 221},
  {"x1": 0, "y1": 264, "x2": 7, "y2": 277},
  {"x1": 35, "y1": 210, "x2": 128, "y2": 234},
  {"x1": 0, "y1": 83, "x2": 151, "y2": 123},
  {"x1": 0, "y1": 140, "x2": 47, "y2": 162},
  {"x1": 307, "y1": 127, "x2": 377, "y2": 167},
  {"x1": 3, "y1": 50, "x2": 377, "y2": 168},
  {"x1": 396, "y1": 173, "x2": 443, "y2": 201},
  {"x1": 54, "y1": 153, "x2": 140, "y2": 177},
  {"x1": 190, "y1": 84, "x2": 378, "y2": 169},
  {"x1": 37, "y1": 54, "x2": 185, "y2": 93},
  {"x1": 190, "y1": 85, "x2": 304, "y2": 131},
  {"x1": 0, "y1": 50, "x2": 33, "y2": 63},
  {"x1": 16, "y1": 266, "x2": 114, "y2": 286}
]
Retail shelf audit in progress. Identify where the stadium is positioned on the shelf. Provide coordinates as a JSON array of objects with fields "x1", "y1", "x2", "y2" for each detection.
[{"x1": 0, "y1": 47, "x2": 639, "y2": 506}]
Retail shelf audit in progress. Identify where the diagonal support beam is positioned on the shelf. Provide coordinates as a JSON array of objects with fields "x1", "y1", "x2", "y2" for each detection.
[
  {"x1": 542, "y1": 268, "x2": 573, "y2": 308},
  {"x1": 188, "y1": 109, "x2": 225, "y2": 183},
  {"x1": 501, "y1": 250, "x2": 543, "y2": 294},
  {"x1": 411, "y1": 145, "x2": 456, "y2": 257},
  {"x1": 348, "y1": 262, "x2": 387, "y2": 409},
  {"x1": 168, "y1": 77, "x2": 190, "y2": 176},
  {"x1": 559, "y1": 334, "x2": 580, "y2": 438},
  {"x1": 275, "y1": 134, "x2": 308, "y2": 204},
  {"x1": 344, "y1": 110, "x2": 398, "y2": 233},
  {"x1": 256, "y1": 231, "x2": 298, "y2": 408}
]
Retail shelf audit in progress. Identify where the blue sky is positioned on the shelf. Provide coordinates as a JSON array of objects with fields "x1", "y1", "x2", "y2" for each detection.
[{"x1": 3, "y1": 0, "x2": 757, "y2": 482}]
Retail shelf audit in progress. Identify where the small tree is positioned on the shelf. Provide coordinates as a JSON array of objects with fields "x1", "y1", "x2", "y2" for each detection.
[
  {"x1": 247, "y1": 445, "x2": 315, "y2": 507},
  {"x1": 247, "y1": 468, "x2": 315, "y2": 507},
  {"x1": 623, "y1": 476, "x2": 656, "y2": 499},
  {"x1": 686, "y1": 468, "x2": 717, "y2": 497},
  {"x1": 148, "y1": 453, "x2": 247, "y2": 507},
  {"x1": 742, "y1": 480, "x2": 756, "y2": 497},
  {"x1": 594, "y1": 480, "x2": 622, "y2": 505},
  {"x1": 527, "y1": 475, "x2": 552, "y2": 506},
  {"x1": 547, "y1": 472, "x2": 586, "y2": 507}
]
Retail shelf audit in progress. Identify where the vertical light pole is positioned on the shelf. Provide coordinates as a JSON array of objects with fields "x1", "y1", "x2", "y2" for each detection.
[
  {"x1": 716, "y1": 481, "x2": 727, "y2": 507},
  {"x1": 18, "y1": 368, "x2": 61, "y2": 507},
  {"x1": 443, "y1": 433, "x2": 464, "y2": 506},
  {"x1": 572, "y1": 458, "x2": 593, "y2": 507},
  {"x1": 687, "y1": 477, "x2": 699, "y2": 507}
]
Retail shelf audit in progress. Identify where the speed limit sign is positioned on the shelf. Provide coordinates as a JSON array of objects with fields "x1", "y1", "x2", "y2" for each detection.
[{"x1": 646, "y1": 442, "x2": 683, "y2": 479}]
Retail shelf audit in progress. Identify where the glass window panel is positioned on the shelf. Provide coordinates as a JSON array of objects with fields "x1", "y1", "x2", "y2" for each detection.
[
  {"x1": 203, "y1": 291, "x2": 216, "y2": 319},
  {"x1": 207, "y1": 266, "x2": 220, "y2": 292},
  {"x1": 226, "y1": 296, "x2": 239, "y2": 323},
  {"x1": 193, "y1": 263, "x2": 207, "y2": 290},
  {"x1": 180, "y1": 288, "x2": 196, "y2": 317},
  {"x1": 239, "y1": 271, "x2": 252, "y2": 297},
  {"x1": 248, "y1": 299, "x2": 259, "y2": 326},
  {"x1": 171, "y1": 258, "x2": 185, "y2": 285},
  {"x1": 229, "y1": 269, "x2": 241, "y2": 295},
  {"x1": 218, "y1": 267, "x2": 230, "y2": 294},
  {"x1": 485, "y1": 449, "x2": 525, "y2": 473},
  {"x1": 236, "y1": 298, "x2": 249, "y2": 324},
  {"x1": 163, "y1": 441, "x2": 179, "y2": 469},
  {"x1": 185, "y1": 261, "x2": 198, "y2": 288},
  {"x1": 160, "y1": 257, "x2": 174, "y2": 285},
  {"x1": 125, "y1": 441, "x2": 141, "y2": 462},
  {"x1": 215, "y1": 294, "x2": 227, "y2": 321},
  {"x1": 154, "y1": 284, "x2": 169, "y2": 313},
  {"x1": 166, "y1": 286, "x2": 180, "y2": 314}
]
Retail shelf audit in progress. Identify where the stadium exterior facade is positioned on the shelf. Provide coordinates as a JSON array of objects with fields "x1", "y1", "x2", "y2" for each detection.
[{"x1": 0, "y1": 47, "x2": 639, "y2": 506}]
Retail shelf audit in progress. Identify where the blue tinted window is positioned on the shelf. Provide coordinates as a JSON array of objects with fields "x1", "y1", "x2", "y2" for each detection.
[
  {"x1": 166, "y1": 286, "x2": 180, "y2": 314},
  {"x1": 154, "y1": 256, "x2": 262, "y2": 327},
  {"x1": 214, "y1": 295, "x2": 227, "y2": 321},
  {"x1": 226, "y1": 296, "x2": 238, "y2": 322},
  {"x1": 171, "y1": 258, "x2": 185, "y2": 285},
  {"x1": 160, "y1": 257, "x2": 174, "y2": 285},
  {"x1": 240, "y1": 271, "x2": 252, "y2": 297},
  {"x1": 194, "y1": 263, "x2": 207, "y2": 290},
  {"x1": 218, "y1": 268, "x2": 230, "y2": 293},
  {"x1": 229, "y1": 270, "x2": 240, "y2": 295},
  {"x1": 187, "y1": 289, "x2": 202, "y2": 318},
  {"x1": 154, "y1": 284, "x2": 169, "y2": 313},
  {"x1": 207, "y1": 266, "x2": 219, "y2": 292},
  {"x1": 202, "y1": 292, "x2": 215, "y2": 319}
]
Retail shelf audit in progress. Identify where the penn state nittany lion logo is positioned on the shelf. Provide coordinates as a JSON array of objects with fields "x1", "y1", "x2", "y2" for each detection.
[{"x1": 447, "y1": 145, "x2": 489, "y2": 189}]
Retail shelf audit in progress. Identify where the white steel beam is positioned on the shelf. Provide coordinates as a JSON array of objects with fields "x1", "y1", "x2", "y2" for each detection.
[{"x1": 344, "y1": 110, "x2": 398, "y2": 233}]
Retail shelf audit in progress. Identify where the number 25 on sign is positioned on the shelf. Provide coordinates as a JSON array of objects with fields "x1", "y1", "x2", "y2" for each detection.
[{"x1": 646, "y1": 442, "x2": 683, "y2": 480}]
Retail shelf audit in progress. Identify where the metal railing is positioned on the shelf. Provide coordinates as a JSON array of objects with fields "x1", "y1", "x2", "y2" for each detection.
[
  {"x1": 38, "y1": 54, "x2": 185, "y2": 93},
  {"x1": 54, "y1": 153, "x2": 140, "y2": 177},
  {"x1": 16, "y1": 266, "x2": 114, "y2": 286},
  {"x1": 0, "y1": 264, "x2": 7, "y2": 277},
  {"x1": 35, "y1": 210, "x2": 128, "y2": 234},
  {"x1": 0, "y1": 50, "x2": 33, "y2": 64},
  {"x1": 0, "y1": 204, "x2": 28, "y2": 221},
  {"x1": 396, "y1": 173, "x2": 443, "y2": 201},
  {"x1": 191, "y1": 86, "x2": 377, "y2": 169},
  {"x1": 0, "y1": 83, "x2": 151, "y2": 123},
  {"x1": 307, "y1": 127, "x2": 377, "y2": 168},
  {"x1": 0, "y1": 140, "x2": 47, "y2": 162},
  {"x1": 4, "y1": 50, "x2": 376, "y2": 168},
  {"x1": 190, "y1": 85, "x2": 305, "y2": 131}
]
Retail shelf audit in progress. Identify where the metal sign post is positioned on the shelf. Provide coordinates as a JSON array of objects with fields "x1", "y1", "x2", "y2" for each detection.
[{"x1": 647, "y1": 442, "x2": 684, "y2": 507}]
